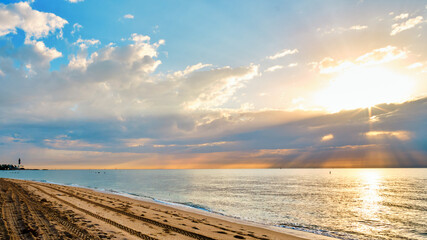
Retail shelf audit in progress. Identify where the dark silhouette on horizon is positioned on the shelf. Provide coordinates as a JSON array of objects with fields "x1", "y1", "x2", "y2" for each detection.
[
  {"x1": 0, "y1": 164, "x2": 23, "y2": 170},
  {"x1": 0, "y1": 158, "x2": 24, "y2": 170}
]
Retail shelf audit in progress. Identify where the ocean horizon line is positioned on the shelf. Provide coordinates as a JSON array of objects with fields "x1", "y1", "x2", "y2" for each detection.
[{"x1": 5, "y1": 166, "x2": 426, "y2": 170}]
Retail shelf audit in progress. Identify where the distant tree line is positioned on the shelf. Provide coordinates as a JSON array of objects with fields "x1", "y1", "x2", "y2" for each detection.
[{"x1": 0, "y1": 164, "x2": 23, "y2": 170}]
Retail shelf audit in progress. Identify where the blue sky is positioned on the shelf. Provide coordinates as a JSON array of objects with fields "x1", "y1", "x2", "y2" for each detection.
[{"x1": 0, "y1": 0, "x2": 426, "y2": 168}]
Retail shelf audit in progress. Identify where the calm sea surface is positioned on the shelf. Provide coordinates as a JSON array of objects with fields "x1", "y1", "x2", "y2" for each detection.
[{"x1": 0, "y1": 169, "x2": 426, "y2": 239}]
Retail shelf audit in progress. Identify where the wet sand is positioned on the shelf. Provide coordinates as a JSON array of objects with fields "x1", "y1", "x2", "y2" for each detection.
[{"x1": 0, "y1": 178, "x2": 334, "y2": 240}]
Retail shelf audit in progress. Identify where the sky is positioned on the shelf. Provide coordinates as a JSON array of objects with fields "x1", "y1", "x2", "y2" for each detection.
[{"x1": 0, "y1": 0, "x2": 426, "y2": 169}]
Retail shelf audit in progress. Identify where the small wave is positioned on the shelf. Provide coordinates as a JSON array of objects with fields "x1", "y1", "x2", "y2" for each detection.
[
  {"x1": 176, "y1": 202, "x2": 213, "y2": 212},
  {"x1": 382, "y1": 201, "x2": 427, "y2": 212},
  {"x1": 115, "y1": 191, "x2": 156, "y2": 201},
  {"x1": 33, "y1": 180, "x2": 98, "y2": 192},
  {"x1": 278, "y1": 223, "x2": 356, "y2": 240},
  {"x1": 151, "y1": 199, "x2": 234, "y2": 218},
  {"x1": 150, "y1": 198, "x2": 209, "y2": 211}
]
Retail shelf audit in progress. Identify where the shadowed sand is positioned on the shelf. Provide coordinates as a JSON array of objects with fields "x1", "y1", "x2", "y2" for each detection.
[{"x1": 0, "y1": 178, "x2": 335, "y2": 240}]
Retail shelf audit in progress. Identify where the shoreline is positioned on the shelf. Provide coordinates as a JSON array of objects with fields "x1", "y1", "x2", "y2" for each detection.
[
  {"x1": 101, "y1": 190, "x2": 337, "y2": 240},
  {"x1": 0, "y1": 178, "x2": 336, "y2": 240},
  {"x1": 27, "y1": 179, "x2": 337, "y2": 239}
]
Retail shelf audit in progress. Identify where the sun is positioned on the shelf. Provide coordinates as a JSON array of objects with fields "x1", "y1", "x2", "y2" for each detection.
[{"x1": 315, "y1": 67, "x2": 414, "y2": 112}]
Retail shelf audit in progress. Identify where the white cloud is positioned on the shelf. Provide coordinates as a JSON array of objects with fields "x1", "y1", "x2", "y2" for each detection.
[
  {"x1": 312, "y1": 46, "x2": 407, "y2": 74},
  {"x1": 44, "y1": 138, "x2": 102, "y2": 149},
  {"x1": 407, "y1": 62, "x2": 423, "y2": 69},
  {"x1": 288, "y1": 63, "x2": 298, "y2": 68},
  {"x1": 183, "y1": 65, "x2": 259, "y2": 110},
  {"x1": 67, "y1": 34, "x2": 161, "y2": 74},
  {"x1": 349, "y1": 25, "x2": 368, "y2": 30},
  {"x1": 240, "y1": 103, "x2": 254, "y2": 110},
  {"x1": 173, "y1": 63, "x2": 212, "y2": 78},
  {"x1": 394, "y1": 13, "x2": 409, "y2": 20},
  {"x1": 16, "y1": 40, "x2": 62, "y2": 69},
  {"x1": 156, "y1": 39, "x2": 165, "y2": 46},
  {"x1": 0, "y1": 2, "x2": 68, "y2": 41},
  {"x1": 146, "y1": 141, "x2": 231, "y2": 148},
  {"x1": 321, "y1": 134, "x2": 334, "y2": 141},
  {"x1": 310, "y1": 58, "x2": 354, "y2": 74},
  {"x1": 267, "y1": 49, "x2": 298, "y2": 60},
  {"x1": 71, "y1": 23, "x2": 82, "y2": 35},
  {"x1": 123, "y1": 14, "x2": 134, "y2": 19},
  {"x1": 68, "y1": 52, "x2": 94, "y2": 70},
  {"x1": 318, "y1": 25, "x2": 368, "y2": 35},
  {"x1": 391, "y1": 16, "x2": 423, "y2": 36},
  {"x1": 74, "y1": 38, "x2": 100, "y2": 49},
  {"x1": 130, "y1": 33, "x2": 150, "y2": 42},
  {"x1": 355, "y1": 45, "x2": 407, "y2": 64},
  {"x1": 30, "y1": 40, "x2": 62, "y2": 61},
  {"x1": 265, "y1": 65, "x2": 283, "y2": 72},
  {"x1": 67, "y1": 0, "x2": 84, "y2": 3},
  {"x1": 365, "y1": 131, "x2": 411, "y2": 141}
]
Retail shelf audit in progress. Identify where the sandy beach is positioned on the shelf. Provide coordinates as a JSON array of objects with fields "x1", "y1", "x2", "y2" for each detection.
[{"x1": 0, "y1": 178, "x2": 336, "y2": 240}]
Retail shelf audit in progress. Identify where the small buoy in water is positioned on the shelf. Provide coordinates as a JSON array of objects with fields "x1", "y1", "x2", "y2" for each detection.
[{"x1": 329, "y1": 171, "x2": 331, "y2": 174}]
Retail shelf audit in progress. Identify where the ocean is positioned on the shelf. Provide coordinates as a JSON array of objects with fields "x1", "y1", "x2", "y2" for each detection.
[{"x1": 0, "y1": 168, "x2": 425, "y2": 240}]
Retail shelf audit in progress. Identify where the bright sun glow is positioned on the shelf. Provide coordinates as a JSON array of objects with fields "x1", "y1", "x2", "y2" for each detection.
[{"x1": 315, "y1": 67, "x2": 414, "y2": 112}]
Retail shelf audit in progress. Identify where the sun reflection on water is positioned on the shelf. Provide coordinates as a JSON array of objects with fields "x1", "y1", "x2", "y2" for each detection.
[
  {"x1": 355, "y1": 170, "x2": 385, "y2": 233},
  {"x1": 361, "y1": 171, "x2": 382, "y2": 202}
]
